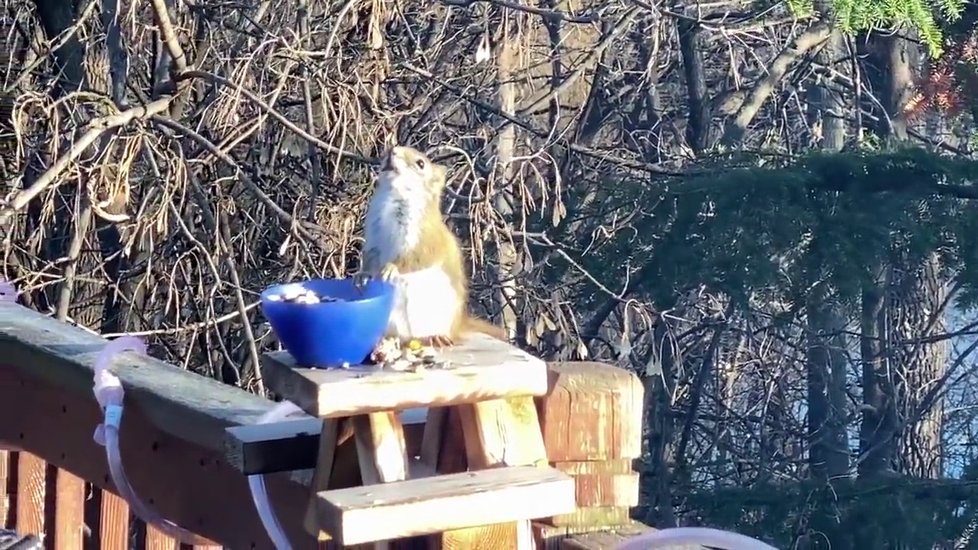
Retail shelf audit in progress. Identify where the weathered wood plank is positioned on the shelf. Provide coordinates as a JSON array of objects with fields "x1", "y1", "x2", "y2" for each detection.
[
  {"x1": 52, "y1": 469, "x2": 85, "y2": 549},
  {"x1": 456, "y1": 397, "x2": 549, "y2": 468},
  {"x1": 225, "y1": 418, "x2": 322, "y2": 476},
  {"x1": 352, "y1": 413, "x2": 409, "y2": 484},
  {"x1": 0, "y1": 302, "x2": 277, "y2": 450},
  {"x1": 98, "y1": 491, "x2": 130, "y2": 550},
  {"x1": 0, "y1": 450, "x2": 8, "y2": 526},
  {"x1": 533, "y1": 521, "x2": 657, "y2": 550},
  {"x1": 261, "y1": 333, "x2": 548, "y2": 418},
  {"x1": 571, "y1": 472, "x2": 639, "y2": 508},
  {"x1": 552, "y1": 461, "x2": 639, "y2": 508},
  {"x1": 559, "y1": 527, "x2": 665, "y2": 550},
  {"x1": 13, "y1": 453, "x2": 44, "y2": 537},
  {"x1": 224, "y1": 410, "x2": 428, "y2": 476},
  {"x1": 0, "y1": 367, "x2": 315, "y2": 549},
  {"x1": 553, "y1": 460, "x2": 635, "y2": 475},
  {"x1": 144, "y1": 524, "x2": 177, "y2": 550},
  {"x1": 543, "y1": 506, "x2": 634, "y2": 528},
  {"x1": 451, "y1": 396, "x2": 551, "y2": 550},
  {"x1": 433, "y1": 522, "x2": 522, "y2": 550},
  {"x1": 539, "y1": 362, "x2": 643, "y2": 461},
  {"x1": 315, "y1": 466, "x2": 575, "y2": 546},
  {"x1": 304, "y1": 418, "x2": 344, "y2": 541},
  {"x1": 353, "y1": 413, "x2": 411, "y2": 550}
]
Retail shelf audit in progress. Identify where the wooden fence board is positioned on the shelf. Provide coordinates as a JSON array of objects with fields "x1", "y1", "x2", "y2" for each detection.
[
  {"x1": 14, "y1": 453, "x2": 44, "y2": 537},
  {"x1": 98, "y1": 491, "x2": 130, "y2": 550},
  {"x1": 145, "y1": 524, "x2": 178, "y2": 550},
  {"x1": 53, "y1": 468, "x2": 85, "y2": 549},
  {"x1": 0, "y1": 450, "x2": 8, "y2": 526}
]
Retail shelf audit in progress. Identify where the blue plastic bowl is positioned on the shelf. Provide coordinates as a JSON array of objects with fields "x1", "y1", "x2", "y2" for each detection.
[{"x1": 260, "y1": 278, "x2": 396, "y2": 367}]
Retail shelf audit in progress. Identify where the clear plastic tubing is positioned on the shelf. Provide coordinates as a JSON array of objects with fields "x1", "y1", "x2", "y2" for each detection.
[
  {"x1": 94, "y1": 337, "x2": 209, "y2": 545},
  {"x1": 615, "y1": 527, "x2": 780, "y2": 550},
  {"x1": 247, "y1": 401, "x2": 306, "y2": 550}
]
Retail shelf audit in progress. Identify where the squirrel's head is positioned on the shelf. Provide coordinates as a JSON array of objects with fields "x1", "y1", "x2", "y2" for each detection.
[{"x1": 377, "y1": 146, "x2": 447, "y2": 200}]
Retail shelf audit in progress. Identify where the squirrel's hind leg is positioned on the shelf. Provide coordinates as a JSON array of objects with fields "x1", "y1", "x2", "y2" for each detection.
[{"x1": 423, "y1": 335, "x2": 455, "y2": 348}]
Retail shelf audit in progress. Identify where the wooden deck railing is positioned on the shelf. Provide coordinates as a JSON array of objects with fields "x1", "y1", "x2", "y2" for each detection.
[
  {"x1": 0, "y1": 447, "x2": 220, "y2": 549},
  {"x1": 0, "y1": 300, "x2": 650, "y2": 549}
]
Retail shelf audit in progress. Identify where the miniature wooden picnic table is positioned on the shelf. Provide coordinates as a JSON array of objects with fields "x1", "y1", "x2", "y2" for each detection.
[{"x1": 260, "y1": 334, "x2": 577, "y2": 548}]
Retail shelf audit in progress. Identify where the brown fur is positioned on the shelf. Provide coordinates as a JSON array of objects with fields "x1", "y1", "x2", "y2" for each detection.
[{"x1": 363, "y1": 146, "x2": 506, "y2": 344}]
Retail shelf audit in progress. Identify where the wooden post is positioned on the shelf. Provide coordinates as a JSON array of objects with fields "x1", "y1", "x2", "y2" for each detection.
[{"x1": 533, "y1": 362, "x2": 646, "y2": 548}]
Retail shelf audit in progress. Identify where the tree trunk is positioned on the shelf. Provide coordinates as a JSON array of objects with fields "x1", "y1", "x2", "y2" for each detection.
[
  {"x1": 641, "y1": 316, "x2": 679, "y2": 528},
  {"x1": 805, "y1": 22, "x2": 850, "y2": 484},
  {"x1": 858, "y1": 264, "x2": 895, "y2": 478},
  {"x1": 891, "y1": 252, "x2": 948, "y2": 478},
  {"x1": 806, "y1": 294, "x2": 850, "y2": 479},
  {"x1": 31, "y1": 0, "x2": 105, "y2": 328},
  {"x1": 490, "y1": 11, "x2": 520, "y2": 340},
  {"x1": 855, "y1": 30, "x2": 946, "y2": 550},
  {"x1": 677, "y1": 10, "x2": 710, "y2": 153}
]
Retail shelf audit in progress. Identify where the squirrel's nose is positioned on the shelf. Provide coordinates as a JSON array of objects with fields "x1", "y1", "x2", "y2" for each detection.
[{"x1": 380, "y1": 147, "x2": 401, "y2": 170}]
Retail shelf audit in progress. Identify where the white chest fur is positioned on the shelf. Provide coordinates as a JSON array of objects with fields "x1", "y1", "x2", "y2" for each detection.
[
  {"x1": 386, "y1": 265, "x2": 458, "y2": 339},
  {"x1": 365, "y1": 174, "x2": 459, "y2": 339},
  {"x1": 364, "y1": 177, "x2": 426, "y2": 266}
]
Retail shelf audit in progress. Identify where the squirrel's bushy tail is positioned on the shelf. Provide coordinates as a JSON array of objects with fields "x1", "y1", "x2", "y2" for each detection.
[{"x1": 461, "y1": 315, "x2": 509, "y2": 341}]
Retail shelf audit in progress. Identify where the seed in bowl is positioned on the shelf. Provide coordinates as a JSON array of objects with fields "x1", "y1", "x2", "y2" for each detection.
[{"x1": 267, "y1": 285, "x2": 344, "y2": 305}]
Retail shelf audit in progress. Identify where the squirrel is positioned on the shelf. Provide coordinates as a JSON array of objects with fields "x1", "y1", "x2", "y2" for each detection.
[{"x1": 354, "y1": 145, "x2": 508, "y2": 348}]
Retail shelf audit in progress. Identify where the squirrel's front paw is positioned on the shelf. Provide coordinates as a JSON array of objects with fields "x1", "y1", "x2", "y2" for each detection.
[
  {"x1": 379, "y1": 263, "x2": 400, "y2": 281},
  {"x1": 352, "y1": 271, "x2": 373, "y2": 289}
]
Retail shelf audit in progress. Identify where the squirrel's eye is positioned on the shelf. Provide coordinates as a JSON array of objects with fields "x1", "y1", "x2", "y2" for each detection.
[{"x1": 415, "y1": 158, "x2": 426, "y2": 170}]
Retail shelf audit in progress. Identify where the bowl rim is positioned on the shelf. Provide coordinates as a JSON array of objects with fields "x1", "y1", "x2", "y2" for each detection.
[{"x1": 259, "y1": 277, "x2": 395, "y2": 306}]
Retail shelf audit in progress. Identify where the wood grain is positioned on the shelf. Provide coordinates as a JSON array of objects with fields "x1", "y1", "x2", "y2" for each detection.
[
  {"x1": 0, "y1": 368, "x2": 315, "y2": 549},
  {"x1": 224, "y1": 410, "x2": 429, "y2": 476},
  {"x1": 552, "y1": 460, "x2": 639, "y2": 508},
  {"x1": 351, "y1": 413, "x2": 411, "y2": 550},
  {"x1": 456, "y1": 397, "x2": 549, "y2": 469},
  {"x1": 261, "y1": 332, "x2": 549, "y2": 418},
  {"x1": 98, "y1": 491, "x2": 131, "y2": 550},
  {"x1": 304, "y1": 418, "x2": 343, "y2": 540},
  {"x1": 543, "y1": 506, "x2": 634, "y2": 528},
  {"x1": 145, "y1": 524, "x2": 178, "y2": 550},
  {"x1": 451, "y1": 396, "x2": 555, "y2": 550},
  {"x1": 0, "y1": 449, "x2": 8, "y2": 526},
  {"x1": 53, "y1": 468, "x2": 85, "y2": 549},
  {"x1": 533, "y1": 520, "x2": 655, "y2": 549},
  {"x1": 352, "y1": 413, "x2": 408, "y2": 485},
  {"x1": 538, "y1": 362, "x2": 643, "y2": 461},
  {"x1": 14, "y1": 452, "x2": 45, "y2": 537},
  {"x1": 315, "y1": 466, "x2": 575, "y2": 546},
  {"x1": 0, "y1": 302, "x2": 281, "y2": 451}
]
